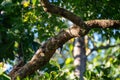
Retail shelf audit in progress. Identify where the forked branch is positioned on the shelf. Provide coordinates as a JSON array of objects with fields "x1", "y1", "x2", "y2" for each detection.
[{"x1": 9, "y1": 0, "x2": 120, "y2": 79}]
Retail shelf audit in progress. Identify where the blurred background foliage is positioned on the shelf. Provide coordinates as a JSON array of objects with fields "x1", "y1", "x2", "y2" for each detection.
[{"x1": 0, "y1": 0, "x2": 120, "y2": 80}]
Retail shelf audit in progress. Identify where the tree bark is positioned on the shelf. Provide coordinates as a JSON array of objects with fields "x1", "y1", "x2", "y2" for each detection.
[{"x1": 73, "y1": 37, "x2": 86, "y2": 80}]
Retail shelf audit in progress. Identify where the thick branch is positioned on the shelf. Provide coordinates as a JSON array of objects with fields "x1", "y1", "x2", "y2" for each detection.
[
  {"x1": 10, "y1": 25, "x2": 85, "y2": 80},
  {"x1": 40, "y1": 0, "x2": 88, "y2": 29},
  {"x1": 73, "y1": 37, "x2": 87, "y2": 80},
  {"x1": 86, "y1": 20, "x2": 120, "y2": 28},
  {"x1": 40, "y1": 1, "x2": 120, "y2": 29},
  {"x1": 40, "y1": 0, "x2": 120, "y2": 29}
]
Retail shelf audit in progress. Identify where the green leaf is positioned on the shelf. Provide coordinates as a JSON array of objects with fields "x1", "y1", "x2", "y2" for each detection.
[
  {"x1": 50, "y1": 59, "x2": 60, "y2": 70},
  {"x1": 0, "y1": 68, "x2": 4, "y2": 75},
  {"x1": 32, "y1": 0, "x2": 36, "y2": 5}
]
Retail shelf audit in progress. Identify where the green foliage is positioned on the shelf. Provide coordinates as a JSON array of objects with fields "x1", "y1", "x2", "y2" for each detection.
[
  {"x1": 0, "y1": 0, "x2": 120, "y2": 80},
  {"x1": 84, "y1": 38, "x2": 120, "y2": 80},
  {"x1": 22, "y1": 58, "x2": 78, "y2": 80},
  {"x1": 0, "y1": 65, "x2": 11, "y2": 80},
  {"x1": 0, "y1": 0, "x2": 67, "y2": 61}
]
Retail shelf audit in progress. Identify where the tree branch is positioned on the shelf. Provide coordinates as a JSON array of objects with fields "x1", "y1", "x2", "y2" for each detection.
[
  {"x1": 40, "y1": 0, "x2": 120, "y2": 29},
  {"x1": 40, "y1": 0, "x2": 88, "y2": 29},
  {"x1": 10, "y1": 25, "x2": 86, "y2": 80},
  {"x1": 73, "y1": 37, "x2": 87, "y2": 80},
  {"x1": 86, "y1": 20, "x2": 120, "y2": 28},
  {"x1": 87, "y1": 43, "x2": 120, "y2": 56}
]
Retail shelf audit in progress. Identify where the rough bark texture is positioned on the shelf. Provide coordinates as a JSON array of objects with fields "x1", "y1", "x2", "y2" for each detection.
[
  {"x1": 86, "y1": 20, "x2": 120, "y2": 28},
  {"x1": 9, "y1": 0, "x2": 120, "y2": 79},
  {"x1": 73, "y1": 37, "x2": 87, "y2": 80}
]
